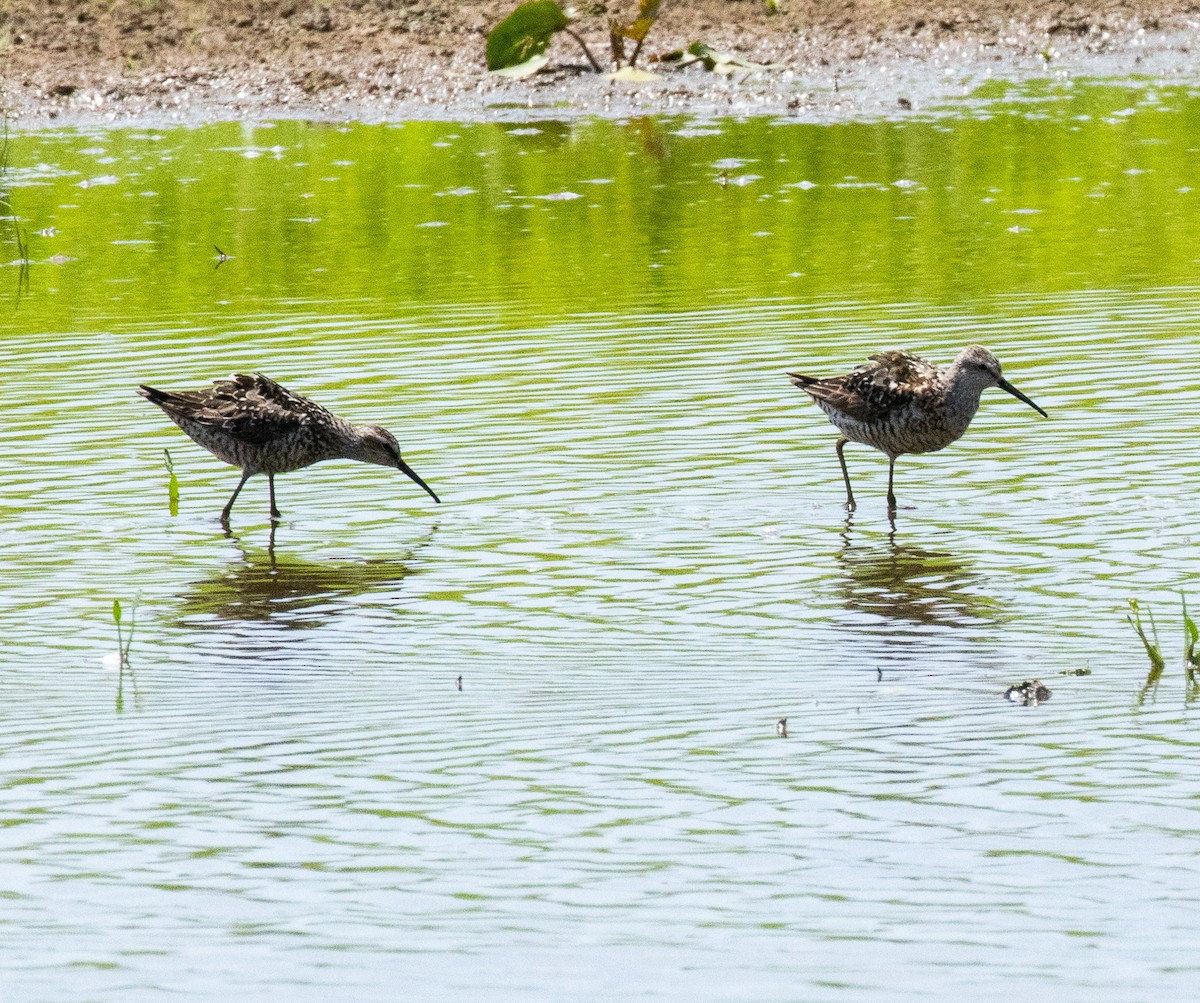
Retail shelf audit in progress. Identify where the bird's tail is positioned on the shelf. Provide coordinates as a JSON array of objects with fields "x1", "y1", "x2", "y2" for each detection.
[
  {"x1": 137, "y1": 384, "x2": 195, "y2": 414},
  {"x1": 786, "y1": 372, "x2": 819, "y2": 389}
]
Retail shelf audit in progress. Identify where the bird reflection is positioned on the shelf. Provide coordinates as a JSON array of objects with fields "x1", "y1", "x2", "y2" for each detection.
[
  {"x1": 836, "y1": 516, "x2": 1001, "y2": 627},
  {"x1": 175, "y1": 524, "x2": 434, "y2": 630}
]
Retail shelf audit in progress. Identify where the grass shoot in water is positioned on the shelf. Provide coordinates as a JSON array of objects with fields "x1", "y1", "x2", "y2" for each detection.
[
  {"x1": 112, "y1": 598, "x2": 139, "y2": 712},
  {"x1": 1127, "y1": 599, "x2": 1164, "y2": 673},
  {"x1": 163, "y1": 448, "x2": 179, "y2": 516},
  {"x1": 1127, "y1": 597, "x2": 1200, "y2": 703}
]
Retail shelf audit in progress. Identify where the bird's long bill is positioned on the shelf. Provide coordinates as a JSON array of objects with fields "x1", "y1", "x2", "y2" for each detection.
[
  {"x1": 397, "y1": 457, "x2": 440, "y2": 504},
  {"x1": 998, "y1": 378, "x2": 1048, "y2": 418}
]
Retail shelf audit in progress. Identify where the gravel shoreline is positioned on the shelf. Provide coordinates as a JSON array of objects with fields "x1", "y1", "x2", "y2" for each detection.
[{"x1": 1, "y1": 1, "x2": 1196, "y2": 128}]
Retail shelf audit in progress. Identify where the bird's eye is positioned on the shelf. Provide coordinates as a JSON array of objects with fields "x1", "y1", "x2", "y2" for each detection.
[{"x1": 975, "y1": 362, "x2": 989, "y2": 371}]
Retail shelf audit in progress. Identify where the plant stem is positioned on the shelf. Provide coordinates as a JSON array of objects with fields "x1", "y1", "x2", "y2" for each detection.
[
  {"x1": 563, "y1": 28, "x2": 603, "y2": 72},
  {"x1": 628, "y1": 35, "x2": 646, "y2": 68}
]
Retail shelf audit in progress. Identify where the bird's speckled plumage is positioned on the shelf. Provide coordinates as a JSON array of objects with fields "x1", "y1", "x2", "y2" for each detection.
[
  {"x1": 139, "y1": 373, "x2": 439, "y2": 525},
  {"x1": 788, "y1": 345, "x2": 1046, "y2": 512}
]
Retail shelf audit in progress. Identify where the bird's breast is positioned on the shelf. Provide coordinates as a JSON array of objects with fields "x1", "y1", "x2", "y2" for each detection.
[{"x1": 818, "y1": 400, "x2": 961, "y2": 457}]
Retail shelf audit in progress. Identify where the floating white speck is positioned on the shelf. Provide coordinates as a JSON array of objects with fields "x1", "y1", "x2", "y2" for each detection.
[
  {"x1": 507, "y1": 127, "x2": 541, "y2": 136},
  {"x1": 892, "y1": 178, "x2": 918, "y2": 188},
  {"x1": 439, "y1": 187, "x2": 478, "y2": 197},
  {"x1": 1006, "y1": 225, "x2": 1028, "y2": 233},
  {"x1": 417, "y1": 221, "x2": 449, "y2": 228},
  {"x1": 787, "y1": 180, "x2": 817, "y2": 190},
  {"x1": 1008, "y1": 208, "x2": 1043, "y2": 214},
  {"x1": 534, "y1": 191, "x2": 582, "y2": 201},
  {"x1": 78, "y1": 175, "x2": 119, "y2": 188},
  {"x1": 728, "y1": 174, "x2": 762, "y2": 186}
]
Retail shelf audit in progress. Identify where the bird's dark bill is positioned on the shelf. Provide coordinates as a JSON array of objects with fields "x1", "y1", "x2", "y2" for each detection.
[
  {"x1": 398, "y1": 458, "x2": 440, "y2": 503},
  {"x1": 998, "y1": 378, "x2": 1048, "y2": 418}
]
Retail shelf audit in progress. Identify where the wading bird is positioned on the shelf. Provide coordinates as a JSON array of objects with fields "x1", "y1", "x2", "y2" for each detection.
[
  {"x1": 788, "y1": 345, "x2": 1046, "y2": 512},
  {"x1": 139, "y1": 373, "x2": 439, "y2": 526}
]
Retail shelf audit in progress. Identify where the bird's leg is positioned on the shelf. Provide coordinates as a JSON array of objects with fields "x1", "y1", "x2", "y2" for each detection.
[
  {"x1": 221, "y1": 470, "x2": 253, "y2": 527},
  {"x1": 886, "y1": 457, "x2": 897, "y2": 513},
  {"x1": 835, "y1": 436, "x2": 856, "y2": 511},
  {"x1": 268, "y1": 474, "x2": 281, "y2": 521}
]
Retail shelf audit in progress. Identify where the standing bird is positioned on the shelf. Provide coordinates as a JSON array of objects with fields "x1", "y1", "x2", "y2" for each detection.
[
  {"x1": 138, "y1": 373, "x2": 440, "y2": 526},
  {"x1": 788, "y1": 345, "x2": 1046, "y2": 512}
]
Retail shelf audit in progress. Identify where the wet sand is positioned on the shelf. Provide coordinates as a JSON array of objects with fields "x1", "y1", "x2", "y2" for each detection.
[{"x1": 0, "y1": 0, "x2": 1196, "y2": 127}]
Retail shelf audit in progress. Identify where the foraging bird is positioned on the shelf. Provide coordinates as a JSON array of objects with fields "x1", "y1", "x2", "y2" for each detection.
[
  {"x1": 788, "y1": 345, "x2": 1046, "y2": 512},
  {"x1": 138, "y1": 373, "x2": 439, "y2": 526}
]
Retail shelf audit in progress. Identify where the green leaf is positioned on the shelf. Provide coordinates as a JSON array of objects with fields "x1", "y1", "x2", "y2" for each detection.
[
  {"x1": 684, "y1": 41, "x2": 777, "y2": 75},
  {"x1": 491, "y1": 53, "x2": 550, "y2": 78},
  {"x1": 613, "y1": 1, "x2": 660, "y2": 43},
  {"x1": 113, "y1": 599, "x2": 122, "y2": 625},
  {"x1": 1183, "y1": 594, "x2": 1199, "y2": 665},
  {"x1": 614, "y1": 17, "x2": 655, "y2": 43},
  {"x1": 487, "y1": 1, "x2": 570, "y2": 72}
]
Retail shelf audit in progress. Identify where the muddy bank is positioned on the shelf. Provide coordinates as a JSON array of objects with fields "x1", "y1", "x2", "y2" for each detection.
[{"x1": 0, "y1": 1, "x2": 1197, "y2": 127}]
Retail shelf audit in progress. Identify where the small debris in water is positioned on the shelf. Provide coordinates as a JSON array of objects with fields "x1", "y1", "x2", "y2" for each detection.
[
  {"x1": 1005, "y1": 680, "x2": 1051, "y2": 706},
  {"x1": 775, "y1": 717, "x2": 787, "y2": 738},
  {"x1": 1060, "y1": 667, "x2": 1092, "y2": 676},
  {"x1": 455, "y1": 674, "x2": 463, "y2": 691}
]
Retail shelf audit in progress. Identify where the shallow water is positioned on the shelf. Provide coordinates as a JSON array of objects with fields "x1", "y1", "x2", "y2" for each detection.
[{"x1": 2, "y1": 79, "x2": 1200, "y2": 1000}]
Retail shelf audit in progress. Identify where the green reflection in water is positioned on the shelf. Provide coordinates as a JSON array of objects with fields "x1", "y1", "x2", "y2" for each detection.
[
  {"x1": 175, "y1": 526, "x2": 433, "y2": 629},
  {"x1": 836, "y1": 536, "x2": 1003, "y2": 628},
  {"x1": 2, "y1": 78, "x2": 1200, "y2": 328}
]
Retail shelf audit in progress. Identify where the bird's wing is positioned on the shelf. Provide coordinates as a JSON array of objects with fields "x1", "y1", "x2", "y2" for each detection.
[
  {"x1": 183, "y1": 374, "x2": 314, "y2": 446},
  {"x1": 789, "y1": 351, "x2": 936, "y2": 424},
  {"x1": 863, "y1": 350, "x2": 939, "y2": 387},
  {"x1": 789, "y1": 374, "x2": 889, "y2": 423}
]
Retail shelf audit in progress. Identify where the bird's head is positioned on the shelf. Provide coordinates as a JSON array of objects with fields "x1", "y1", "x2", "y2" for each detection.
[
  {"x1": 353, "y1": 423, "x2": 440, "y2": 503},
  {"x1": 950, "y1": 345, "x2": 1047, "y2": 417}
]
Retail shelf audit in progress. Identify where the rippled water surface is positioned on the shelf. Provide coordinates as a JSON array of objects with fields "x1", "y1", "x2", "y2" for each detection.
[{"x1": 3, "y1": 80, "x2": 1200, "y2": 1000}]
